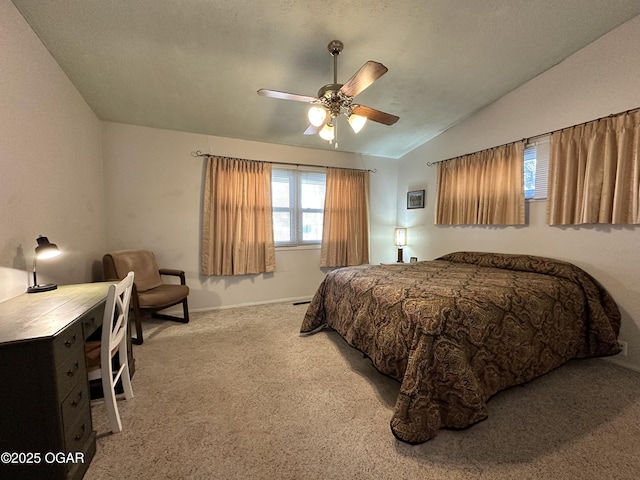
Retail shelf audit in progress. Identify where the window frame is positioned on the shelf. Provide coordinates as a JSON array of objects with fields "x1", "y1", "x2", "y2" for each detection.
[{"x1": 272, "y1": 167, "x2": 326, "y2": 248}]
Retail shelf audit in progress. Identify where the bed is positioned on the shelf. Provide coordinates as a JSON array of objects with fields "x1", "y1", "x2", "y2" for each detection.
[{"x1": 300, "y1": 251, "x2": 621, "y2": 444}]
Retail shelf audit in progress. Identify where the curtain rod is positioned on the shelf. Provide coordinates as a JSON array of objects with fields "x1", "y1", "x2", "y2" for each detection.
[
  {"x1": 425, "y1": 105, "x2": 640, "y2": 167},
  {"x1": 191, "y1": 151, "x2": 376, "y2": 173},
  {"x1": 425, "y1": 140, "x2": 524, "y2": 167}
]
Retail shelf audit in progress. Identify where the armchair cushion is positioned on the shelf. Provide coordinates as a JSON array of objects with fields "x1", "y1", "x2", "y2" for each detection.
[
  {"x1": 104, "y1": 250, "x2": 163, "y2": 292},
  {"x1": 137, "y1": 284, "x2": 190, "y2": 309}
]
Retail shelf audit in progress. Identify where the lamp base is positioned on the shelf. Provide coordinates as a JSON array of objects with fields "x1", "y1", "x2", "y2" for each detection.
[
  {"x1": 396, "y1": 247, "x2": 404, "y2": 263},
  {"x1": 27, "y1": 283, "x2": 58, "y2": 293}
]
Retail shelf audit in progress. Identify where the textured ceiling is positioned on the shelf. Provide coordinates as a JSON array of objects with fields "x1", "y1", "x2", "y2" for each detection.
[{"x1": 12, "y1": 1, "x2": 640, "y2": 159}]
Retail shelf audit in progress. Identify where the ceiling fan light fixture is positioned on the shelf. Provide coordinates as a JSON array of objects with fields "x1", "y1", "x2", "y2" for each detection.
[
  {"x1": 257, "y1": 40, "x2": 399, "y2": 146},
  {"x1": 308, "y1": 106, "x2": 327, "y2": 127},
  {"x1": 348, "y1": 114, "x2": 367, "y2": 133},
  {"x1": 319, "y1": 123, "x2": 334, "y2": 141}
]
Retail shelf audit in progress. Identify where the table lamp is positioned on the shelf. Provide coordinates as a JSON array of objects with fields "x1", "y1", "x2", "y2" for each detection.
[
  {"x1": 27, "y1": 236, "x2": 61, "y2": 293},
  {"x1": 394, "y1": 227, "x2": 407, "y2": 263}
]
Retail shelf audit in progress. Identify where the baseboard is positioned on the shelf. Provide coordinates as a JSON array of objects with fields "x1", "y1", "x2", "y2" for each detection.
[
  {"x1": 187, "y1": 296, "x2": 313, "y2": 313},
  {"x1": 602, "y1": 356, "x2": 640, "y2": 373}
]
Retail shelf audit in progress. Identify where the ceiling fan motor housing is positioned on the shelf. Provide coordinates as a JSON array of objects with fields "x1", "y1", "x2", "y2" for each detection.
[{"x1": 317, "y1": 83, "x2": 351, "y2": 118}]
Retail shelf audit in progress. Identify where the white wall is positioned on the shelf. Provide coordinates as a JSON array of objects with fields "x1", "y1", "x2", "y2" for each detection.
[
  {"x1": 0, "y1": 0, "x2": 105, "y2": 302},
  {"x1": 102, "y1": 122, "x2": 398, "y2": 310},
  {"x1": 396, "y1": 15, "x2": 640, "y2": 370}
]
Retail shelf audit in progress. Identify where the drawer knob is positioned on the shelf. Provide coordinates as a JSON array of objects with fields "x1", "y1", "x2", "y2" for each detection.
[
  {"x1": 64, "y1": 334, "x2": 77, "y2": 348},
  {"x1": 74, "y1": 423, "x2": 86, "y2": 442},
  {"x1": 66, "y1": 361, "x2": 80, "y2": 377},
  {"x1": 70, "y1": 390, "x2": 84, "y2": 408}
]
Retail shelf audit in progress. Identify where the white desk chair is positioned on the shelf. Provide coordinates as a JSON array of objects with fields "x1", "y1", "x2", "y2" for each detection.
[{"x1": 85, "y1": 271, "x2": 135, "y2": 433}]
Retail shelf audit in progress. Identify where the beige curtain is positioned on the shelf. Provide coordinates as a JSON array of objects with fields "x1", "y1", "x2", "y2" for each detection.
[
  {"x1": 436, "y1": 141, "x2": 525, "y2": 225},
  {"x1": 320, "y1": 168, "x2": 370, "y2": 267},
  {"x1": 547, "y1": 110, "x2": 640, "y2": 225},
  {"x1": 201, "y1": 156, "x2": 276, "y2": 276}
]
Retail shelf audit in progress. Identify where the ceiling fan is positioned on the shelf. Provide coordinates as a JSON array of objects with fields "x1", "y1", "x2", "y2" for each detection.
[{"x1": 257, "y1": 40, "x2": 399, "y2": 145}]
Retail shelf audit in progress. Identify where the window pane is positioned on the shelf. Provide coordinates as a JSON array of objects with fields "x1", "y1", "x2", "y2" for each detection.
[
  {"x1": 272, "y1": 175, "x2": 291, "y2": 208},
  {"x1": 300, "y1": 172, "x2": 326, "y2": 209},
  {"x1": 524, "y1": 145, "x2": 536, "y2": 200},
  {"x1": 301, "y1": 212, "x2": 323, "y2": 242},
  {"x1": 523, "y1": 136, "x2": 549, "y2": 200},
  {"x1": 273, "y1": 211, "x2": 291, "y2": 243}
]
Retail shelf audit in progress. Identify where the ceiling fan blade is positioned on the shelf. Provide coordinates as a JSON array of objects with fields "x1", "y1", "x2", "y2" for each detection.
[
  {"x1": 304, "y1": 124, "x2": 321, "y2": 135},
  {"x1": 339, "y1": 61, "x2": 388, "y2": 97},
  {"x1": 257, "y1": 89, "x2": 317, "y2": 103},
  {"x1": 352, "y1": 105, "x2": 399, "y2": 126}
]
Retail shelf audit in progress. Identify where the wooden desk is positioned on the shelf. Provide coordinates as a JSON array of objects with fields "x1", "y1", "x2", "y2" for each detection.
[{"x1": 0, "y1": 283, "x2": 112, "y2": 480}]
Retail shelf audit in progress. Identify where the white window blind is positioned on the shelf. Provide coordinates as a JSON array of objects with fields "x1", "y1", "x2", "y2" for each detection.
[{"x1": 524, "y1": 135, "x2": 549, "y2": 200}]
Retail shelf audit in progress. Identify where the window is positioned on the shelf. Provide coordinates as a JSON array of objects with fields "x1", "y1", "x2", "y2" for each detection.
[
  {"x1": 272, "y1": 168, "x2": 326, "y2": 246},
  {"x1": 524, "y1": 135, "x2": 550, "y2": 200}
]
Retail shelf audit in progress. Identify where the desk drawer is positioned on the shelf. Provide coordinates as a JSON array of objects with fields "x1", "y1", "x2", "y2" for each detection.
[
  {"x1": 64, "y1": 405, "x2": 93, "y2": 454},
  {"x1": 56, "y1": 348, "x2": 87, "y2": 403},
  {"x1": 81, "y1": 303, "x2": 105, "y2": 340},
  {"x1": 53, "y1": 320, "x2": 83, "y2": 364},
  {"x1": 61, "y1": 379, "x2": 90, "y2": 429}
]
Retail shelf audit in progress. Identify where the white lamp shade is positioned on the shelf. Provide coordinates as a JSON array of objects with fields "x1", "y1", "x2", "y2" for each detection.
[
  {"x1": 319, "y1": 123, "x2": 335, "y2": 141},
  {"x1": 394, "y1": 227, "x2": 407, "y2": 246},
  {"x1": 37, "y1": 248, "x2": 61, "y2": 260},
  {"x1": 308, "y1": 106, "x2": 327, "y2": 127},
  {"x1": 348, "y1": 114, "x2": 367, "y2": 133}
]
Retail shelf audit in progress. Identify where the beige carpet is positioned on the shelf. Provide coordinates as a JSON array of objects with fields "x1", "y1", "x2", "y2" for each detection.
[{"x1": 85, "y1": 303, "x2": 640, "y2": 480}]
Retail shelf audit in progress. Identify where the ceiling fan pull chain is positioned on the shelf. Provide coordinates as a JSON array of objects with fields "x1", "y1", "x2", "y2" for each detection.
[{"x1": 333, "y1": 45, "x2": 339, "y2": 84}]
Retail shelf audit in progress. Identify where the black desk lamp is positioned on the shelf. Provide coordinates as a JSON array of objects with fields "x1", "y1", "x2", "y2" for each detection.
[{"x1": 27, "y1": 236, "x2": 61, "y2": 293}]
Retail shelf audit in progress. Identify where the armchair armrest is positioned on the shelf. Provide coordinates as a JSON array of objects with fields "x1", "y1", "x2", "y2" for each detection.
[{"x1": 159, "y1": 268, "x2": 186, "y2": 285}]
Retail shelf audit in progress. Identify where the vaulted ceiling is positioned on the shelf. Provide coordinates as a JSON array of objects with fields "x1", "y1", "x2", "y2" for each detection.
[{"x1": 12, "y1": 1, "x2": 640, "y2": 158}]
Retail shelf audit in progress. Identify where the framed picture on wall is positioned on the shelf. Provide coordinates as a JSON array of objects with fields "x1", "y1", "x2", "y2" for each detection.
[{"x1": 407, "y1": 189, "x2": 425, "y2": 209}]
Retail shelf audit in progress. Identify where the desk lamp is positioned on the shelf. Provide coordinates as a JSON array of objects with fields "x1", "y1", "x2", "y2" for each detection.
[{"x1": 27, "y1": 236, "x2": 61, "y2": 293}]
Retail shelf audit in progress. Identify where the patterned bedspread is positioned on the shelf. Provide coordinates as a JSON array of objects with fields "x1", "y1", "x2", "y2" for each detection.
[{"x1": 300, "y1": 252, "x2": 621, "y2": 443}]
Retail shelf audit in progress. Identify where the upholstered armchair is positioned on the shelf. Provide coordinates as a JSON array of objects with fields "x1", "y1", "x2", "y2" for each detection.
[{"x1": 103, "y1": 250, "x2": 189, "y2": 345}]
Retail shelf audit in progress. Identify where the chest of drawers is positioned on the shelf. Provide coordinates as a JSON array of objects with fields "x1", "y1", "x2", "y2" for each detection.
[{"x1": 0, "y1": 283, "x2": 111, "y2": 480}]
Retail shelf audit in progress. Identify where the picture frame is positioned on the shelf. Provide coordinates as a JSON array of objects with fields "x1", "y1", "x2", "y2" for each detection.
[
  {"x1": 410, "y1": 256, "x2": 418, "y2": 263},
  {"x1": 407, "y1": 189, "x2": 425, "y2": 209}
]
